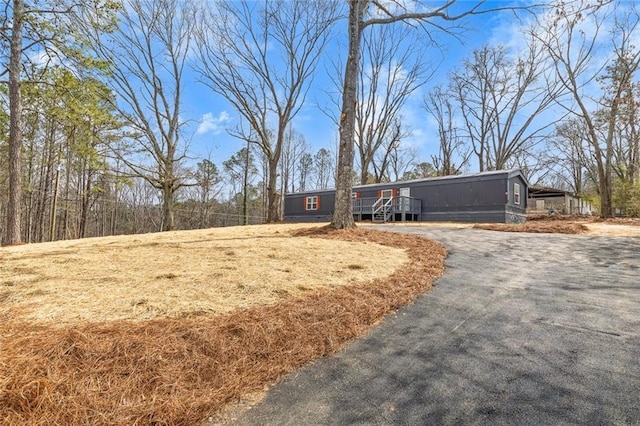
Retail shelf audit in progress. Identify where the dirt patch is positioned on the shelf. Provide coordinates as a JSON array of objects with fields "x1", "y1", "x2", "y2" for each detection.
[
  {"x1": 0, "y1": 227, "x2": 445, "y2": 425},
  {"x1": 0, "y1": 224, "x2": 407, "y2": 324},
  {"x1": 583, "y1": 223, "x2": 640, "y2": 237}
]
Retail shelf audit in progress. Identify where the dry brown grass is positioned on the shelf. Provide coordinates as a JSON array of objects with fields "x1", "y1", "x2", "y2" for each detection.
[
  {"x1": 0, "y1": 226, "x2": 446, "y2": 425},
  {"x1": 0, "y1": 224, "x2": 407, "y2": 324},
  {"x1": 583, "y1": 223, "x2": 640, "y2": 237}
]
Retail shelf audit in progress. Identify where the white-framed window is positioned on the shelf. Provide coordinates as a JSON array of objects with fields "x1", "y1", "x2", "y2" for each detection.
[
  {"x1": 352, "y1": 192, "x2": 359, "y2": 199},
  {"x1": 514, "y1": 183, "x2": 521, "y2": 205},
  {"x1": 305, "y1": 196, "x2": 318, "y2": 211}
]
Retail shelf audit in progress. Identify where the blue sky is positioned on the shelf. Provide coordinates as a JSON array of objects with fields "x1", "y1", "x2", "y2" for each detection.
[{"x1": 181, "y1": 1, "x2": 536, "y2": 170}]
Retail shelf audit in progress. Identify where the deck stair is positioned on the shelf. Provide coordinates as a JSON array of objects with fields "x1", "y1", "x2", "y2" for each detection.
[{"x1": 372, "y1": 196, "x2": 393, "y2": 223}]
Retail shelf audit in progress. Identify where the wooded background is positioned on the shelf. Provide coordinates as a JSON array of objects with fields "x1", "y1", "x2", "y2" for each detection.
[{"x1": 2, "y1": 0, "x2": 639, "y2": 244}]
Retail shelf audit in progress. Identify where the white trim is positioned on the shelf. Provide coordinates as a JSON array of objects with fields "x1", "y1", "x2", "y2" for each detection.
[{"x1": 514, "y1": 183, "x2": 521, "y2": 205}]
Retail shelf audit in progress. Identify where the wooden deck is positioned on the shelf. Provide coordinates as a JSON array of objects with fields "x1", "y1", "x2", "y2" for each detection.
[{"x1": 352, "y1": 196, "x2": 421, "y2": 223}]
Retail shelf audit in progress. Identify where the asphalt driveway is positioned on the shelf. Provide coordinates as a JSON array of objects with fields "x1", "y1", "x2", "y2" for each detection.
[{"x1": 232, "y1": 226, "x2": 640, "y2": 425}]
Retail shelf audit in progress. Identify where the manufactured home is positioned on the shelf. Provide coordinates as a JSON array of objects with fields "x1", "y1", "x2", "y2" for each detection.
[{"x1": 284, "y1": 169, "x2": 529, "y2": 224}]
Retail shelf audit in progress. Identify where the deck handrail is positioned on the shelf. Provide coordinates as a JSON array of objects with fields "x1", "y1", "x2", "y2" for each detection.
[
  {"x1": 372, "y1": 196, "x2": 395, "y2": 222},
  {"x1": 371, "y1": 197, "x2": 383, "y2": 213},
  {"x1": 353, "y1": 196, "x2": 421, "y2": 217}
]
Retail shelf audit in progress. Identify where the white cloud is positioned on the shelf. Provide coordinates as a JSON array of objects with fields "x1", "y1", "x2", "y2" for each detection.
[{"x1": 196, "y1": 111, "x2": 231, "y2": 135}]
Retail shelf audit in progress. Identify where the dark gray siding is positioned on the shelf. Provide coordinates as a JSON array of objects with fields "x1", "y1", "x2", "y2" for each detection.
[
  {"x1": 284, "y1": 190, "x2": 335, "y2": 222},
  {"x1": 284, "y1": 170, "x2": 529, "y2": 223},
  {"x1": 421, "y1": 177, "x2": 506, "y2": 223},
  {"x1": 505, "y1": 175, "x2": 528, "y2": 223},
  {"x1": 368, "y1": 174, "x2": 510, "y2": 223}
]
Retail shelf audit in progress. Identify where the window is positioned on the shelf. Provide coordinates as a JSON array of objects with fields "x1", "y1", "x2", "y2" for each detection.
[
  {"x1": 513, "y1": 183, "x2": 521, "y2": 205},
  {"x1": 352, "y1": 192, "x2": 360, "y2": 199},
  {"x1": 305, "y1": 196, "x2": 319, "y2": 211},
  {"x1": 380, "y1": 189, "x2": 394, "y2": 199}
]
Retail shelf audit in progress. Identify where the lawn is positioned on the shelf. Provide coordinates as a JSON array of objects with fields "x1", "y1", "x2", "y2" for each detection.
[
  {"x1": 0, "y1": 224, "x2": 446, "y2": 425},
  {"x1": 1, "y1": 224, "x2": 407, "y2": 324}
]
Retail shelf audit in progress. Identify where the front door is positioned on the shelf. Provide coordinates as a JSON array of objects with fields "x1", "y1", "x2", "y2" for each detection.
[{"x1": 399, "y1": 187, "x2": 410, "y2": 211}]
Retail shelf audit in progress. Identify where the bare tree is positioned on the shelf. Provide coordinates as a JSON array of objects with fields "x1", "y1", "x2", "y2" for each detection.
[
  {"x1": 381, "y1": 132, "x2": 419, "y2": 182},
  {"x1": 351, "y1": 24, "x2": 430, "y2": 184},
  {"x1": 450, "y1": 41, "x2": 561, "y2": 172},
  {"x1": 370, "y1": 118, "x2": 409, "y2": 182},
  {"x1": 424, "y1": 84, "x2": 471, "y2": 175},
  {"x1": 84, "y1": 0, "x2": 193, "y2": 231},
  {"x1": 550, "y1": 118, "x2": 595, "y2": 194},
  {"x1": 298, "y1": 153, "x2": 314, "y2": 192},
  {"x1": 279, "y1": 128, "x2": 309, "y2": 218},
  {"x1": 331, "y1": 0, "x2": 530, "y2": 229},
  {"x1": 193, "y1": 0, "x2": 338, "y2": 223},
  {"x1": 279, "y1": 127, "x2": 309, "y2": 194},
  {"x1": 611, "y1": 77, "x2": 640, "y2": 186},
  {"x1": 224, "y1": 144, "x2": 257, "y2": 225},
  {"x1": 324, "y1": 21, "x2": 431, "y2": 185},
  {"x1": 612, "y1": 87, "x2": 640, "y2": 186},
  {"x1": 314, "y1": 148, "x2": 335, "y2": 190},
  {"x1": 534, "y1": 0, "x2": 640, "y2": 217},
  {"x1": 193, "y1": 158, "x2": 222, "y2": 228}
]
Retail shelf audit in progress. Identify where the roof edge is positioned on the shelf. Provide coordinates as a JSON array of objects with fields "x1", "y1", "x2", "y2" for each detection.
[{"x1": 286, "y1": 169, "x2": 528, "y2": 196}]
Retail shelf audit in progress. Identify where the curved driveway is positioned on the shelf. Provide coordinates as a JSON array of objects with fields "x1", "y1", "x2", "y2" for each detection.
[{"x1": 233, "y1": 226, "x2": 640, "y2": 425}]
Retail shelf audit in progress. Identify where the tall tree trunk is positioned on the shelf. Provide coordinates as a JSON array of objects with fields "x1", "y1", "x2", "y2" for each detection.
[
  {"x1": 49, "y1": 164, "x2": 61, "y2": 241},
  {"x1": 25, "y1": 134, "x2": 36, "y2": 243},
  {"x1": 5, "y1": 0, "x2": 24, "y2": 245},
  {"x1": 162, "y1": 184, "x2": 175, "y2": 231},
  {"x1": 79, "y1": 165, "x2": 92, "y2": 238},
  {"x1": 111, "y1": 182, "x2": 119, "y2": 236},
  {"x1": 161, "y1": 155, "x2": 176, "y2": 231},
  {"x1": 242, "y1": 144, "x2": 250, "y2": 226},
  {"x1": 332, "y1": 1, "x2": 366, "y2": 229},
  {"x1": 62, "y1": 147, "x2": 72, "y2": 239},
  {"x1": 35, "y1": 130, "x2": 55, "y2": 242},
  {"x1": 629, "y1": 111, "x2": 639, "y2": 186},
  {"x1": 266, "y1": 157, "x2": 279, "y2": 223},
  {"x1": 359, "y1": 152, "x2": 369, "y2": 185},
  {"x1": 477, "y1": 142, "x2": 485, "y2": 172},
  {"x1": 600, "y1": 105, "x2": 619, "y2": 218}
]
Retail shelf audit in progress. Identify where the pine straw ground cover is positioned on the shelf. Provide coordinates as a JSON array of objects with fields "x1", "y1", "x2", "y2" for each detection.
[
  {"x1": 474, "y1": 214, "x2": 640, "y2": 235},
  {"x1": 0, "y1": 226, "x2": 445, "y2": 425},
  {"x1": 472, "y1": 221, "x2": 589, "y2": 234}
]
